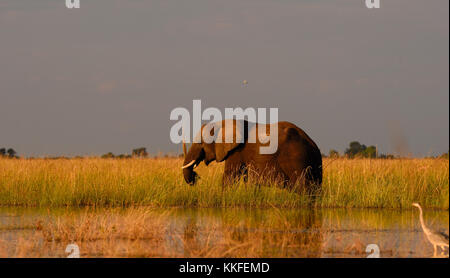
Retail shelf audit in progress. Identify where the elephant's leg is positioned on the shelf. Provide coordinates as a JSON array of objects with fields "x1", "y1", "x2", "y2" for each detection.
[
  {"x1": 222, "y1": 160, "x2": 244, "y2": 188},
  {"x1": 248, "y1": 160, "x2": 288, "y2": 190},
  {"x1": 277, "y1": 151, "x2": 320, "y2": 195},
  {"x1": 241, "y1": 165, "x2": 248, "y2": 182},
  {"x1": 277, "y1": 159, "x2": 305, "y2": 191}
]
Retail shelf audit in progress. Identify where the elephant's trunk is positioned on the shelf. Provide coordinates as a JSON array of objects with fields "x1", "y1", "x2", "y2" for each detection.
[
  {"x1": 181, "y1": 143, "x2": 204, "y2": 185},
  {"x1": 182, "y1": 165, "x2": 197, "y2": 185}
]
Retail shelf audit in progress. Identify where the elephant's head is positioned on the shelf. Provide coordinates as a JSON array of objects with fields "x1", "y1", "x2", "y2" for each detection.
[{"x1": 181, "y1": 120, "x2": 245, "y2": 185}]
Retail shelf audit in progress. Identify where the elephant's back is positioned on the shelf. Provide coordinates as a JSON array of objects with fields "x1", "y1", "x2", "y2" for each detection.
[
  {"x1": 246, "y1": 121, "x2": 320, "y2": 153},
  {"x1": 277, "y1": 122, "x2": 320, "y2": 152}
]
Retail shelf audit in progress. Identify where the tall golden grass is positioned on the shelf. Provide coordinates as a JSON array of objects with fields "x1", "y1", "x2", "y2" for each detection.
[{"x1": 0, "y1": 157, "x2": 448, "y2": 209}]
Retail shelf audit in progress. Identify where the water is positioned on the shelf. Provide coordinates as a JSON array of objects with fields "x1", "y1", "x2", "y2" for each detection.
[{"x1": 0, "y1": 207, "x2": 448, "y2": 258}]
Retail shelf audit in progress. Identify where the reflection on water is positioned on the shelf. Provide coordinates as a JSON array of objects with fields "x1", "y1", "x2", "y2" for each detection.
[
  {"x1": 163, "y1": 208, "x2": 324, "y2": 257},
  {"x1": 0, "y1": 207, "x2": 448, "y2": 258}
]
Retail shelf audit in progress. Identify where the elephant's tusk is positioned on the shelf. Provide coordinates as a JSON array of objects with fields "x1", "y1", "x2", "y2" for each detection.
[{"x1": 181, "y1": 160, "x2": 196, "y2": 169}]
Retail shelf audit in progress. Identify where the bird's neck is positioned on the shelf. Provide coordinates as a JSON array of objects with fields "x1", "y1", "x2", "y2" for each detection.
[{"x1": 417, "y1": 206, "x2": 430, "y2": 233}]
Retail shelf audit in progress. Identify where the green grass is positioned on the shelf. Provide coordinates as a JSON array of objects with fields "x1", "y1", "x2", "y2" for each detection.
[{"x1": 0, "y1": 157, "x2": 448, "y2": 209}]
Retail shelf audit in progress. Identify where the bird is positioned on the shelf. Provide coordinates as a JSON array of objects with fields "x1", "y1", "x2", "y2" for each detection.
[{"x1": 412, "y1": 203, "x2": 449, "y2": 257}]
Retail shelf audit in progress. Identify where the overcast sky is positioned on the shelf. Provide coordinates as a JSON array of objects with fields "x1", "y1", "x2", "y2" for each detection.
[{"x1": 0, "y1": 0, "x2": 448, "y2": 157}]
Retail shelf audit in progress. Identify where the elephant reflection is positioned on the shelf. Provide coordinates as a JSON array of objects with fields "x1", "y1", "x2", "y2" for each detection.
[
  {"x1": 165, "y1": 209, "x2": 323, "y2": 257},
  {"x1": 164, "y1": 212, "x2": 223, "y2": 257},
  {"x1": 226, "y1": 209, "x2": 324, "y2": 257}
]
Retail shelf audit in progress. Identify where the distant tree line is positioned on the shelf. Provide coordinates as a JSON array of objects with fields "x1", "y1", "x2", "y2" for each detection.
[
  {"x1": 0, "y1": 148, "x2": 18, "y2": 158},
  {"x1": 437, "y1": 151, "x2": 449, "y2": 159},
  {"x1": 325, "y1": 142, "x2": 449, "y2": 159},
  {"x1": 2, "y1": 145, "x2": 447, "y2": 160},
  {"x1": 345, "y1": 141, "x2": 380, "y2": 158},
  {"x1": 325, "y1": 141, "x2": 386, "y2": 159},
  {"x1": 101, "y1": 147, "x2": 149, "y2": 159}
]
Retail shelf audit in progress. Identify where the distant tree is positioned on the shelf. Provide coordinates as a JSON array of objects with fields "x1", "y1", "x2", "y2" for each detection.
[
  {"x1": 101, "y1": 152, "x2": 115, "y2": 159},
  {"x1": 0, "y1": 148, "x2": 5, "y2": 157},
  {"x1": 6, "y1": 148, "x2": 17, "y2": 158},
  {"x1": 132, "y1": 147, "x2": 148, "y2": 158},
  {"x1": 440, "y1": 151, "x2": 449, "y2": 159},
  {"x1": 379, "y1": 153, "x2": 395, "y2": 159},
  {"x1": 344, "y1": 142, "x2": 381, "y2": 158},
  {"x1": 114, "y1": 154, "x2": 130, "y2": 159},
  {"x1": 364, "y1": 146, "x2": 377, "y2": 158},
  {"x1": 328, "y1": 149, "x2": 340, "y2": 158},
  {"x1": 345, "y1": 141, "x2": 367, "y2": 158}
]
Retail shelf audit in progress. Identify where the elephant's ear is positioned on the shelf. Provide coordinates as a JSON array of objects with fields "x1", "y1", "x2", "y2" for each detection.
[{"x1": 214, "y1": 120, "x2": 244, "y2": 162}]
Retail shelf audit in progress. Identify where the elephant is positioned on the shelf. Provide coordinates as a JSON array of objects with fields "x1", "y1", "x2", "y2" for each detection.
[{"x1": 181, "y1": 120, "x2": 322, "y2": 194}]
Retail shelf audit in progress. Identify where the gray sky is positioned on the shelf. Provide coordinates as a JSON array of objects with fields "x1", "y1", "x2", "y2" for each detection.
[{"x1": 0, "y1": 0, "x2": 448, "y2": 157}]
